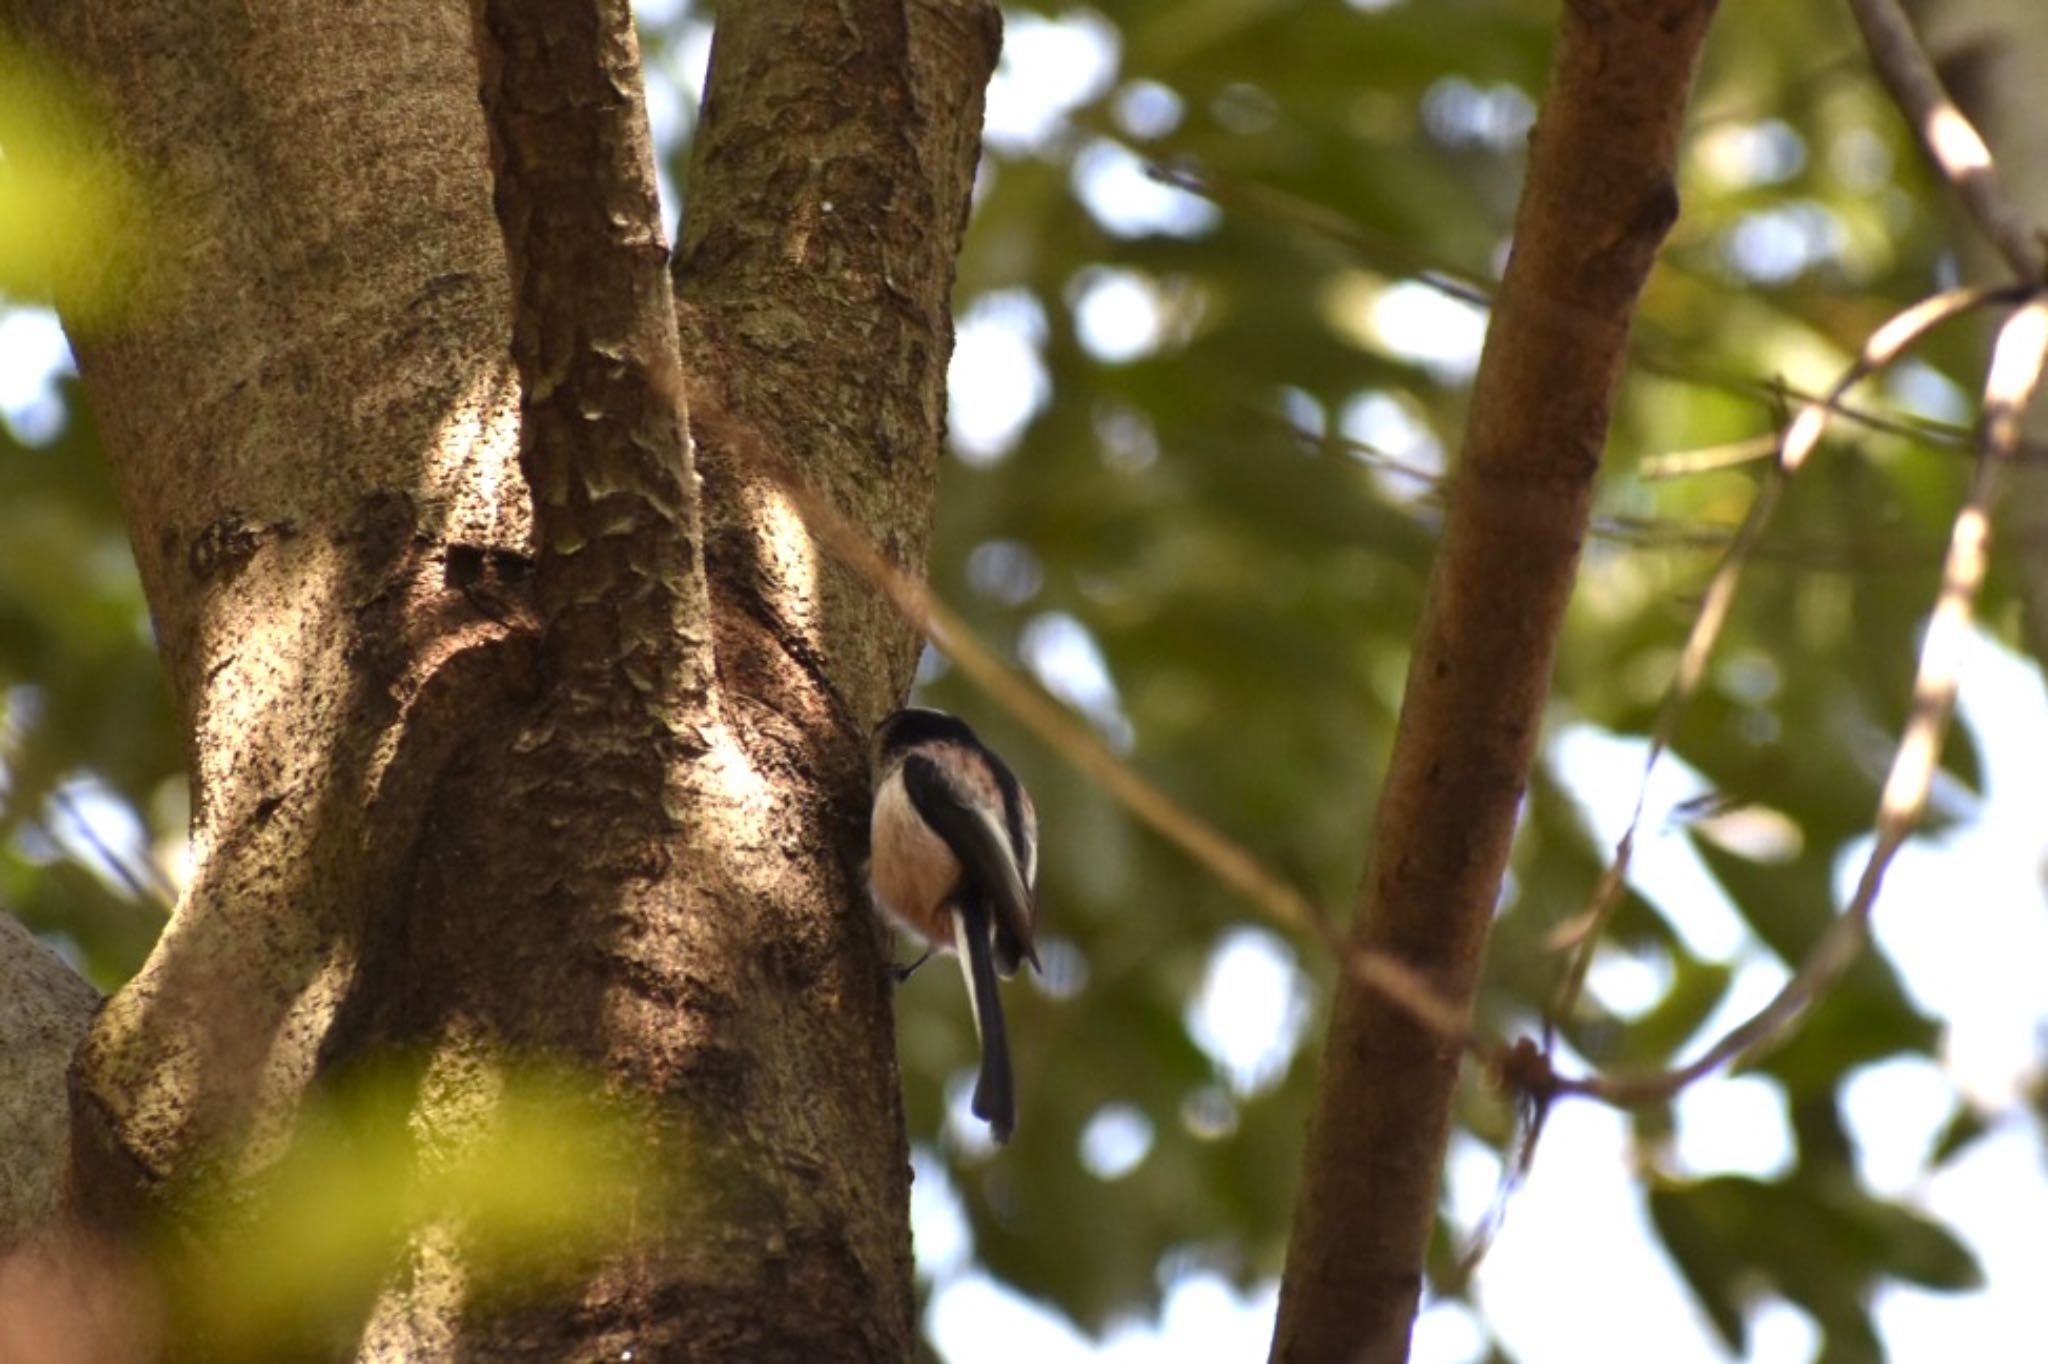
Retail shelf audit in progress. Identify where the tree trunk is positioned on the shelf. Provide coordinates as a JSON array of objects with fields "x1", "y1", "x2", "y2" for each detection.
[{"x1": 0, "y1": 0, "x2": 997, "y2": 1358}]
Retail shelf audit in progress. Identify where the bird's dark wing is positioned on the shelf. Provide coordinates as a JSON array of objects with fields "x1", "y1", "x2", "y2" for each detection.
[{"x1": 900, "y1": 754, "x2": 1038, "y2": 974}]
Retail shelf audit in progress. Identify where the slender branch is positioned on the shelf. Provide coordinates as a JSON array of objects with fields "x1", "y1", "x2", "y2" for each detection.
[
  {"x1": 1637, "y1": 434, "x2": 1782, "y2": 480},
  {"x1": 1633, "y1": 348, "x2": 1987, "y2": 452},
  {"x1": 1273, "y1": 412, "x2": 1990, "y2": 572},
  {"x1": 469, "y1": 0, "x2": 713, "y2": 711},
  {"x1": 1156, "y1": 161, "x2": 1997, "y2": 456},
  {"x1": 1563, "y1": 296, "x2": 2048, "y2": 1106},
  {"x1": 1846, "y1": 0, "x2": 2047, "y2": 282},
  {"x1": 1271, "y1": 3, "x2": 1719, "y2": 1358},
  {"x1": 1544, "y1": 283, "x2": 2029, "y2": 1040}
]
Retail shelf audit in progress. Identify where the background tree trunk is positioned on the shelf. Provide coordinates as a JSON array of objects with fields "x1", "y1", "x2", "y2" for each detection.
[{"x1": 0, "y1": 0, "x2": 997, "y2": 1357}]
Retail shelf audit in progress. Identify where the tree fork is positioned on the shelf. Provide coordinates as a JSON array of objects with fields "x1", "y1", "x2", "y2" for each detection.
[{"x1": 0, "y1": 0, "x2": 1001, "y2": 1357}]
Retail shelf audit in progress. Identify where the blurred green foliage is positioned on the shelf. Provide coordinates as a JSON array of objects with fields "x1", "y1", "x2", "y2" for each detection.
[
  {"x1": 4, "y1": 0, "x2": 2041, "y2": 1358},
  {"x1": 164, "y1": 1060, "x2": 665, "y2": 1359},
  {"x1": 0, "y1": 39, "x2": 154, "y2": 325}
]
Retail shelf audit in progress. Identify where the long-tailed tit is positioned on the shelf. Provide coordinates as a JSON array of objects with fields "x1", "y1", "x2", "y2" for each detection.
[{"x1": 869, "y1": 707, "x2": 1040, "y2": 1143}]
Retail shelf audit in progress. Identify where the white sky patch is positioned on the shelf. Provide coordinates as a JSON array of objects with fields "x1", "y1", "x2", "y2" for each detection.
[
  {"x1": 1099, "y1": 1274, "x2": 1279, "y2": 1363},
  {"x1": 1675, "y1": 953, "x2": 1794, "y2": 1066},
  {"x1": 1693, "y1": 119, "x2": 1808, "y2": 191},
  {"x1": 0, "y1": 306, "x2": 75, "y2": 445},
  {"x1": 1855, "y1": 627, "x2": 2048, "y2": 1107},
  {"x1": 930, "y1": 1271, "x2": 1281, "y2": 1364},
  {"x1": 1419, "y1": 77, "x2": 1535, "y2": 152},
  {"x1": 1072, "y1": 139, "x2": 1220, "y2": 238},
  {"x1": 1367, "y1": 281, "x2": 1489, "y2": 384},
  {"x1": 1277, "y1": 385, "x2": 1325, "y2": 439},
  {"x1": 1672, "y1": 1075, "x2": 1795, "y2": 1180},
  {"x1": 983, "y1": 10, "x2": 1120, "y2": 155},
  {"x1": 43, "y1": 775, "x2": 155, "y2": 898},
  {"x1": 949, "y1": 289, "x2": 1051, "y2": 464},
  {"x1": 1924, "y1": 105, "x2": 1991, "y2": 175},
  {"x1": 1031, "y1": 935, "x2": 1089, "y2": 1001},
  {"x1": 909, "y1": 1144, "x2": 974, "y2": 1281},
  {"x1": 1690, "y1": 803, "x2": 1803, "y2": 865},
  {"x1": 1475, "y1": 1098, "x2": 1729, "y2": 1364},
  {"x1": 1071, "y1": 267, "x2": 1163, "y2": 363},
  {"x1": 1184, "y1": 928, "x2": 1312, "y2": 1097},
  {"x1": 1338, "y1": 389, "x2": 1444, "y2": 499},
  {"x1": 1412, "y1": 1302, "x2": 1486, "y2": 1364},
  {"x1": 643, "y1": 57, "x2": 684, "y2": 150},
  {"x1": 669, "y1": 19, "x2": 715, "y2": 104},
  {"x1": 1549, "y1": 724, "x2": 1751, "y2": 962},
  {"x1": 630, "y1": 0, "x2": 690, "y2": 27},
  {"x1": 1078, "y1": 1103, "x2": 1154, "y2": 1180},
  {"x1": 1723, "y1": 202, "x2": 1845, "y2": 285},
  {"x1": 1113, "y1": 80, "x2": 1184, "y2": 142},
  {"x1": 943, "y1": 1069, "x2": 1003, "y2": 1157},
  {"x1": 1443, "y1": 1131, "x2": 1504, "y2": 1237},
  {"x1": 1020, "y1": 611, "x2": 1134, "y2": 751},
  {"x1": 928, "y1": 1274, "x2": 1097, "y2": 1363},
  {"x1": 1886, "y1": 359, "x2": 1971, "y2": 427},
  {"x1": 642, "y1": 19, "x2": 714, "y2": 234},
  {"x1": 1746, "y1": 1300, "x2": 1821, "y2": 1364},
  {"x1": 1874, "y1": 1122, "x2": 2048, "y2": 1358},
  {"x1": 1585, "y1": 943, "x2": 1675, "y2": 1021},
  {"x1": 1840, "y1": 1057, "x2": 1955, "y2": 1197},
  {"x1": 966, "y1": 538, "x2": 1045, "y2": 607}
]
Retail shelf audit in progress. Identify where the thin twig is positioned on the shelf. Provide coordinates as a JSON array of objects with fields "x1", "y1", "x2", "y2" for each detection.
[
  {"x1": 1267, "y1": 410, "x2": 1929, "y2": 569},
  {"x1": 688, "y1": 287, "x2": 2043, "y2": 1121},
  {"x1": 1561, "y1": 295, "x2": 2048, "y2": 1106},
  {"x1": 0, "y1": 716, "x2": 175, "y2": 911},
  {"x1": 47, "y1": 788, "x2": 175, "y2": 910},
  {"x1": 1146, "y1": 163, "x2": 1496, "y2": 309},
  {"x1": 1846, "y1": 0, "x2": 2047, "y2": 281},
  {"x1": 1636, "y1": 434, "x2": 1782, "y2": 480},
  {"x1": 1156, "y1": 161, "x2": 2001, "y2": 454},
  {"x1": 1543, "y1": 283, "x2": 2030, "y2": 1048},
  {"x1": 1632, "y1": 347, "x2": 1993, "y2": 453}
]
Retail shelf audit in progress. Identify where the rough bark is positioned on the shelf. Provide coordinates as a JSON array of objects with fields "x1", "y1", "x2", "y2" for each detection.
[
  {"x1": 4, "y1": 0, "x2": 532, "y2": 1219},
  {"x1": 1269, "y1": 3, "x2": 1721, "y2": 1361},
  {"x1": 674, "y1": 0, "x2": 1000, "y2": 728},
  {"x1": 0, "y1": 917, "x2": 98, "y2": 1248},
  {"x1": 1, "y1": 0, "x2": 997, "y2": 1358}
]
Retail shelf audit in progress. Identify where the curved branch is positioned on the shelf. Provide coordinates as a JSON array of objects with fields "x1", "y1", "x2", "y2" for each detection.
[{"x1": 1848, "y1": 0, "x2": 2046, "y2": 281}]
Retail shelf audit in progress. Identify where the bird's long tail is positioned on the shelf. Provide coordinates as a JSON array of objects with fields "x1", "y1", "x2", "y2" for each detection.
[{"x1": 952, "y1": 897, "x2": 1015, "y2": 1143}]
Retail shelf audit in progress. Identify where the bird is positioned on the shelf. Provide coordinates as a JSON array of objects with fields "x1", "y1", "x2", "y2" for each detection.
[{"x1": 868, "y1": 706, "x2": 1040, "y2": 1143}]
